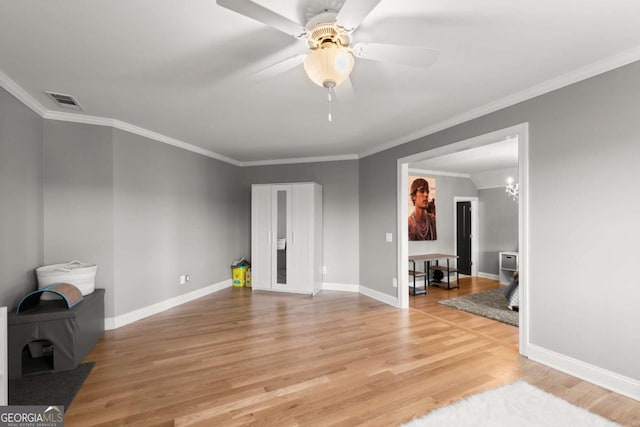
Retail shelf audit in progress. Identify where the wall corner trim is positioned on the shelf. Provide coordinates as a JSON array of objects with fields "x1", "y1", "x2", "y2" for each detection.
[
  {"x1": 104, "y1": 279, "x2": 232, "y2": 330},
  {"x1": 526, "y1": 343, "x2": 640, "y2": 401}
]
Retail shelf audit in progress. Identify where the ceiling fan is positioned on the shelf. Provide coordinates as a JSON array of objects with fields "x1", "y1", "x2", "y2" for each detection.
[{"x1": 216, "y1": 0, "x2": 439, "y2": 94}]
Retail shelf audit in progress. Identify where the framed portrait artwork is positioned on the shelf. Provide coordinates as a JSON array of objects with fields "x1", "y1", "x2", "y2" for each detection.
[{"x1": 408, "y1": 176, "x2": 437, "y2": 241}]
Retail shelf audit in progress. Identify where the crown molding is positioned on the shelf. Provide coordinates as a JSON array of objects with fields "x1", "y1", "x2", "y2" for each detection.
[
  {"x1": 43, "y1": 111, "x2": 242, "y2": 166},
  {"x1": 408, "y1": 168, "x2": 470, "y2": 178},
  {"x1": 111, "y1": 120, "x2": 241, "y2": 166},
  {"x1": 0, "y1": 70, "x2": 242, "y2": 166},
  {"x1": 240, "y1": 153, "x2": 358, "y2": 167},
  {"x1": 0, "y1": 69, "x2": 47, "y2": 117},
  {"x1": 4, "y1": 44, "x2": 640, "y2": 168},
  {"x1": 67, "y1": 113, "x2": 357, "y2": 166},
  {"x1": 359, "y1": 45, "x2": 640, "y2": 159},
  {"x1": 475, "y1": 185, "x2": 505, "y2": 190},
  {"x1": 0, "y1": 70, "x2": 352, "y2": 167},
  {"x1": 43, "y1": 110, "x2": 115, "y2": 127}
]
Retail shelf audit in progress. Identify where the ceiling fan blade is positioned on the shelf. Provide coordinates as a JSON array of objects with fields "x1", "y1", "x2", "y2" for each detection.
[
  {"x1": 351, "y1": 42, "x2": 439, "y2": 68},
  {"x1": 247, "y1": 53, "x2": 307, "y2": 81},
  {"x1": 216, "y1": 0, "x2": 307, "y2": 39},
  {"x1": 335, "y1": 0, "x2": 384, "y2": 32}
]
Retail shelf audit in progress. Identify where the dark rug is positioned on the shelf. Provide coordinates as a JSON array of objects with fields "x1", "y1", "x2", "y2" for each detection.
[
  {"x1": 9, "y1": 362, "x2": 94, "y2": 411},
  {"x1": 438, "y1": 288, "x2": 519, "y2": 327}
]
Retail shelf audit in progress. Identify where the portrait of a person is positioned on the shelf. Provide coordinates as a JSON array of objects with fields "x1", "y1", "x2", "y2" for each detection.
[{"x1": 408, "y1": 177, "x2": 437, "y2": 240}]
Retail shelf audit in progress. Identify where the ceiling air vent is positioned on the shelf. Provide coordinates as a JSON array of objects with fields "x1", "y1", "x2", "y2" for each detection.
[{"x1": 45, "y1": 91, "x2": 83, "y2": 111}]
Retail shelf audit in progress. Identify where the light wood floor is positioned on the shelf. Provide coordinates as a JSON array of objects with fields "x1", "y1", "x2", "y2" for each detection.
[{"x1": 66, "y1": 277, "x2": 640, "y2": 426}]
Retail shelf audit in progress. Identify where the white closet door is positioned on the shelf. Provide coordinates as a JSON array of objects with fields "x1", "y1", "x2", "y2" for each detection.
[
  {"x1": 290, "y1": 184, "x2": 314, "y2": 292},
  {"x1": 251, "y1": 185, "x2": 272, "y2": 289}
]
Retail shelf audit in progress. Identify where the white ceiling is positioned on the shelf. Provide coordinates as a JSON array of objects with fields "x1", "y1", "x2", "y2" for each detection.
[
  {"x1": 410, "y1": 137, "x2": 518, "y2": 188},
  {"x1": 410, "y1": 137, "x2": 518, "y2": 175},
  {"x1": 1, "y1": 1, "x2": 640, "y2": 164}
]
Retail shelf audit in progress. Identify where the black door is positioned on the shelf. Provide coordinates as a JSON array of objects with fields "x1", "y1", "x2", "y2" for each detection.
[{"x1": 456, "y1": 201, "x2": 472, "y2": 275}]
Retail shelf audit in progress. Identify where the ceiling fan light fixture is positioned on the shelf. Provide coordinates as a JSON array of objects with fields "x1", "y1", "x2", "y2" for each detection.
[{"x1": 303, "y1": 41, "x2": 354, "y2": 88}]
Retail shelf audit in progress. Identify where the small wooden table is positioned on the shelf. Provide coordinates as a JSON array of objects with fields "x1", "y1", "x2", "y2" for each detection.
[{"x1": 409, "y1": 253, "x2": 460, "y2": 294}]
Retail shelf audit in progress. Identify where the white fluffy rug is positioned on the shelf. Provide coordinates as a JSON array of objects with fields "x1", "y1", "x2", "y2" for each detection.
[{"x1": 401, "y1": 381, "x2": 620, "y2": 427}]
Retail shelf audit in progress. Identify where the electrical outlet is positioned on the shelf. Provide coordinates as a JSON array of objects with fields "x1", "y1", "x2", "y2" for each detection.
[
  {"x1": 322, "y1": 266, "x2": 327, "y2": 275},
  {"x1": 392, "y1": 277, "x2": 397, "y2": 288},
  {"x1": 385, "y1": 233, "x2": 393, "y2": 242},
  {"x1": 179, "y1": 275, "x2": 186, "y2": 285}
]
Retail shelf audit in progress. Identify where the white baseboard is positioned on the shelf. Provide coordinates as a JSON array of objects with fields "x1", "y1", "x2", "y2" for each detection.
[
  {"x1": 105, "y1": 279, "x2": 232, "y2": 330},
  {"x1": 478, "y1": 272, "x2": 500, "y2": 280},
  {"x1": 322, "y1": 282, "x2": 360, "y2": 292},
  {"x1": 251, "y1": 287, "x2": 313, "y2": 296},
  {"x1": 359, "y1": 285, "x2": 400, "y2": 308},
  {"x1": 526, "y1": 343, "x2": 640, "y2": 401}
]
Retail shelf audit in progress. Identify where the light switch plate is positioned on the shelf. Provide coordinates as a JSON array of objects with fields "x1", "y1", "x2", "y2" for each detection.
[{"x1": 385, "y1": 233, "x2": 393, "y2": 242}]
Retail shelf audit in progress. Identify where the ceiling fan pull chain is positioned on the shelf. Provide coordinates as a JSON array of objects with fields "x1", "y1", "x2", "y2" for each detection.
[{"x1": 327, "y1": 86, "x2": 333, "y2": 122}]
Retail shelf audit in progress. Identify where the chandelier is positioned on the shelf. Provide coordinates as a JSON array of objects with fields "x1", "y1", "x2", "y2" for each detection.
[{"x1": 505, "y1": 177, "x2": 519, "y2": 201}]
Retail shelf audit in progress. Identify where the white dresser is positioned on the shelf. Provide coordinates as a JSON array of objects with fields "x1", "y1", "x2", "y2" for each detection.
[{"x1": 499, "y1": 251, "x2": 519, "y2": 285}]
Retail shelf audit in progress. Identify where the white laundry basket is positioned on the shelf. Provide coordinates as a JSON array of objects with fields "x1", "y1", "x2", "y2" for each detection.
[{"x1": 36, "y1": 260, "x2": 97, "y2": 300}]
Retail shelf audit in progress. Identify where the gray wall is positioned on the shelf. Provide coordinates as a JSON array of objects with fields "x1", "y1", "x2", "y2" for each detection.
[
  {"x1": 359, "y1": 153, "x2": 397, "y2": 290},
  {"x1": 43, "y1": 121, "x2": 116, "y2": 317},
  {"x1": 241, "y1": 161, "x2": 359, "y2": 286},
  {"x1": 408, "y1": 174, "x2": 477, "y2": 256},
  {"x1": 478, "y1": 187, "x2": 518, "y2": 275},
  {"x1": 359, "y1": 61, "x2": 640, "y2": 380},
  {"x1": 36, "y1": 119, "x2": 245, "y2": 318},
  {"x1": 113, "y1": 129, "x2": 243, "y2": 315},
  {"x1": 0, "y1": 88, "x2": 43, "y2": 308}
]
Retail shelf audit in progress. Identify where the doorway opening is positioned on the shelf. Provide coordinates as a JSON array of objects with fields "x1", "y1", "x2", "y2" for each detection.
[
  {"x1": 396, "y1": 123, "x2": 529, "y2": 355},
  {"x1": 455, "y1": 198, "x2": 476, "y2": 276}
]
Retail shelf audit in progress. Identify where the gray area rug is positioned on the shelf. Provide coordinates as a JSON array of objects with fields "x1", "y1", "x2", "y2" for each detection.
[
  {"x1": 438, "y1": 288, "x2": 518, "y2": 327},
  {"x1": 9, "y1": 362, "x2": 94, "y2": 412}
]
